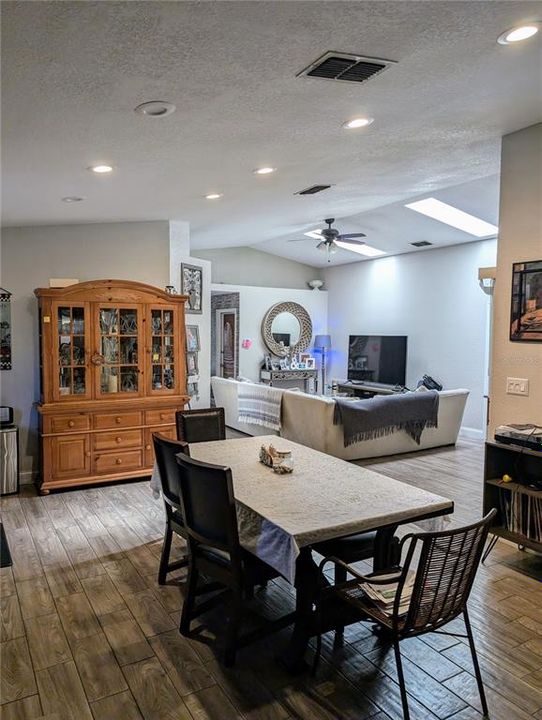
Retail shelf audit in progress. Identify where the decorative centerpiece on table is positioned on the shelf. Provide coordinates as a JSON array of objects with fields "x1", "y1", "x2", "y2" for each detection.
[{"x1": 259, "y1": 444, "x2": 294, "y2": 474}]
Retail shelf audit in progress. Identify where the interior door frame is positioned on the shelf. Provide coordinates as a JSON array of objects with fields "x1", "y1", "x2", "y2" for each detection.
[{"x1": 215, "y1": 307, "x2": 238, "y2": 379}]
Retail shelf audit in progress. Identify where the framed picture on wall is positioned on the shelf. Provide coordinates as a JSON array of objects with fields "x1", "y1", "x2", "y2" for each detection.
[
  {"x1": 181, "y1": 263, "x2": 203, "y2": 314},
  {"x1": 186, "y1": 351, "x2": 199, "y2": 377},
  {"x1": 510, "y1": 260, "x2": 542, "y2": 342},
  {"x1": 186, "y1": 325, "x2": 200, "y2": 352}
]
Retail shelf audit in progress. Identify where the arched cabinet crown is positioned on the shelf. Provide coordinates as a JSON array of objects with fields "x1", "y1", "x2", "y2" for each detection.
[{"x1": 34, "y1": 279, "x2": 189, "y2": 493}]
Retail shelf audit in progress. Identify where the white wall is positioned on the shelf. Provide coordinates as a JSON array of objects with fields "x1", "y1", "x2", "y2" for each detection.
[
  {"x1": 194, "y1": 246, "x2": 322, "y2": 289},
  {"x1": 210, "y1": 283, "x2": 328, "y2": 382},
  {"x1": 490, "y1": 123, "x2": 542, "y2": 434},
  {"x1": 0, "y1": 222, "x2": 170, "y2": 479},
  {"x1": 323, "y1": 240, "x2": 498, "y2": 435}
]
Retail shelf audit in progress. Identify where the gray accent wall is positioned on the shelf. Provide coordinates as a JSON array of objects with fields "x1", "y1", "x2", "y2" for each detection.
[
  {"x1": 193, "y1": 246, "x2": 322, "y2": 289},
  {"x1": 0, "y1": 221, "x2": 170, "y2": 480}
]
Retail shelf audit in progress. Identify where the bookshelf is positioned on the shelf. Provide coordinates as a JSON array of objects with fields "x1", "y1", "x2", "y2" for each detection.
[{"x1": 483, "y1": 441, "x2": 542, "y2": 557}]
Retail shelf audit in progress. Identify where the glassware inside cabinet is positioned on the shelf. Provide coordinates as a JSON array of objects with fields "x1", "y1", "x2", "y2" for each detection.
[
  {"x1": 56, "y1": 306, "x2": 86, "y2": 396},
  {"x1": 98, "y1": 306, "x2": 139, "y2": 394},
  {"x1": 150, "y1": 308, "x2": 176, "y2": 391}
]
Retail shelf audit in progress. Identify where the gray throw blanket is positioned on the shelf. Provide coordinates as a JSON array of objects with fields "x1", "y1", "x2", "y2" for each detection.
[{"x1": 333, "y1": 391, "x2": 439, "y2": 447}]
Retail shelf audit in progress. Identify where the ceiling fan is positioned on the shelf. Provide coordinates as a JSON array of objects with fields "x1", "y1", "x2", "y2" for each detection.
[{"x1": 289, "y1": 218, "x2": 367, "y2": 262}]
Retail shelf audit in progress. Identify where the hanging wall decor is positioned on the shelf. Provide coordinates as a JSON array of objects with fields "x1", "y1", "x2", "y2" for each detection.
[
  {"x1": 181, "y1": 263, "x2": 203, "y2": 314},
  {"x1": 0, "y1": 288, "x2": 12, "y2": 370},
  {"x1": 510, "y1": 260, "x2": 542, "y2": 342}
]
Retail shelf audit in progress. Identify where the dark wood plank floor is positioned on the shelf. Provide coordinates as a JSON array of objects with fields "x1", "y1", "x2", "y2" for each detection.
[{"x1": 1, "y1": 438, "x2": 541, "y2": 719}]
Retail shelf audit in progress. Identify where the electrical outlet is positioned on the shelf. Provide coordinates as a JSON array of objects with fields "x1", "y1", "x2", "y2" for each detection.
[{"x1": 506, "y1": 377, "x2": 529, "y2": 396}]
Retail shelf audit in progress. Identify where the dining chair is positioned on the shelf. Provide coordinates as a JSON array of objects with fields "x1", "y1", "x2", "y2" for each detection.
[
  {"x1": 152, "y1": 433, "x2": 191, "y2": 585},
  {"x1": 313, "y1": 510, "x2": 497, "y2": 720},
  {"x1": 175, "y1": 451, "x2": 293, "y2": 666},
  {"x1": 313, "y1": 531, "x2": 400, "y2": 645},
  {"x1": 175, "y1": 407, "x2": 226, "y2": 444}
]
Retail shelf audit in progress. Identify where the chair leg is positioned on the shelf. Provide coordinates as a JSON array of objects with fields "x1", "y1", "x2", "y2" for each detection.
[
  {"x1": 464, "y1": 608, "x2": 489, "y2": 717},
  {"x1": 333, "y1": 562, "x2": 347, "y2": 648},
  {"x1": 224, "y1": 589, "x2": 242, "y2": 667},
  {"x1": 393, "y1": 639, "x2": 410, "y2": 720},
  {"x1": 158, "y1": 524, "x2": 173, "y2": 585},
  {"x1": 312, "y1": 631, "x2": 322, "y2": 676},
  {"x1": 179, "y1": 564, "x2": 199, "y2": 636}
]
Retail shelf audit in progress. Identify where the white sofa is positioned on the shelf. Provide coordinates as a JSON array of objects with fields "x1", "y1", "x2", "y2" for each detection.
[{"x1": 211, "y1": 376, "x2": 469, "y2": 461}]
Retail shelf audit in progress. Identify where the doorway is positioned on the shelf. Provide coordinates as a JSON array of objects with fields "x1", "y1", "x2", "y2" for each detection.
[{"x1": 211, "y1": 292, "x2": 240, "y2": 379}]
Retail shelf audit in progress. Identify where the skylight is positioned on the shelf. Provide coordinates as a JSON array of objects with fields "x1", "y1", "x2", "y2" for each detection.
[
  {"x1": 405, "y1": 198, "x2": 498, "y2": 237},
  {"x1": 334, "y1": 240, "x2": 386, "y2": 257}
]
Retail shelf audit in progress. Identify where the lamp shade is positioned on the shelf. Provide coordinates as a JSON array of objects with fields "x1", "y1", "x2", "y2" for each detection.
[{"x1": 314, "y1": 334, "x2": 331, "y2": 350}]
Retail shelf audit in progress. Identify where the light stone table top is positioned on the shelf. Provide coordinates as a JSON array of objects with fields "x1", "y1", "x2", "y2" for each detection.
[{"x1": 189, "y1": 435, "x2": 453, "y2": 582}]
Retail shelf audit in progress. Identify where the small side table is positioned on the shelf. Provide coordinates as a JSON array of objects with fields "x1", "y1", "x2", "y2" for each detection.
[{"x1": 261, "y1": 369, "x2": 318, "y2": 394}]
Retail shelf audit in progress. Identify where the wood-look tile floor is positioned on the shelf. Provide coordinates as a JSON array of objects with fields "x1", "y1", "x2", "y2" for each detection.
[{"x1": 1, "y1": 438, "x2": 541, "y2": 720}]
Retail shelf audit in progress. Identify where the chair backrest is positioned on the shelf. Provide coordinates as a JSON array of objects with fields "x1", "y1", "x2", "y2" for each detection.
[
  {"x1": 176, "y1": 407, "x2": 226, "y2": 443},
  {"x1": 175, "y1": 451, "x2": 241, "y2": 557},
  {"x1": 399, "y1": 509, "x2": 496, "y2": 634},
  {"x1": 152, "y1": 433, "x2": 190, "y2": 513}
]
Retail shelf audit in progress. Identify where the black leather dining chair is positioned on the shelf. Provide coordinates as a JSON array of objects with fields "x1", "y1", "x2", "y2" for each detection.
[
  {"x1": 313, "y1": 510, "x2": 496, "y2": 720},
  {"x1": 175, "y1": 451, "x2": 293, "y2": 666},
  {"x1": 153, "y1": 433, "x2": 191, "y2": 585},
  {"x1": 175, "y1": 407, "x2": 226, "y2": 444}
]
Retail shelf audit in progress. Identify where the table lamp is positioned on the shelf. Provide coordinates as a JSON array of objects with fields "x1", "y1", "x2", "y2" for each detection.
[{"x1": 314, "y1": 334, "x2": 331, "y2": 394}]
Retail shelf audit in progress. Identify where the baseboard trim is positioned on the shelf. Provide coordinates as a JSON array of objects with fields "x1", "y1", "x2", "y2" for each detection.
[
  {"x1": 20, "y1": 470, "x2": 38, "y2": 485},
  {"x1": 459, "y1": 426, "x2": 485, "y2": 441}
]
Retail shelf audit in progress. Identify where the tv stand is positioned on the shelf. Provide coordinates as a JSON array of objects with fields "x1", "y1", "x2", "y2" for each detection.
[{"x1": 336, "y1": 381, "x2": 402, "y2": 399}]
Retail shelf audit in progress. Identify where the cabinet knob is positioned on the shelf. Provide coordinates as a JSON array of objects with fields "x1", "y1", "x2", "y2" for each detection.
[
  {"x1": 116, "y1": 436, "x2": 122, "y2": 443},
  {"x1": 146, "y1": 444, "x2": 151, "y2": 450},
  {"x1": 116, "y1": 458, "x2": 122, "y2": 465},
  {"x1": 86, "y1": 451, "x2": 91, "y2": 457},
  {"x1": 68, "y1": 420, "x2": 75, "y2": 428},
  {"x1": 160, "y1": 413, "x2": 166, "y2": 420},
  {"x1": 115, "y1": 417, "x2": 122, "y2": 424}
]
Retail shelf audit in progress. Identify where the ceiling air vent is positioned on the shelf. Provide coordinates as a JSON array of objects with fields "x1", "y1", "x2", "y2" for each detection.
[
  {"x1": 295, "y1": 184, "x2": 332, "y2": 196},
  {"x1": 298, "y1": 51, "x2": 396, "y2": 84},
  {"x1": 411, "y1": 241, "x2": 433, "y2": 247}
]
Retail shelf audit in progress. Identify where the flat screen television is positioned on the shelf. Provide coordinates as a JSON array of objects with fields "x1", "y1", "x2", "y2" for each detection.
[{"x1": 348, "y1": 335, "x2": 407, "y2": 386}]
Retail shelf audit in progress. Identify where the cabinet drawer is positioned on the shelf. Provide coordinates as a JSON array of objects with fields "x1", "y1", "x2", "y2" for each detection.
[
  {"x1": 94, "y1": 449, "x2": 143, "y2": 474},
  {"x1": 93, "y1": 429, "x2": 142, "y2": 452},
  {"x1": 93, "y1": 412, "x2": 142, "y2": 430},
  {"x1": 144, "y1": 426, "x2": 176, "y2": 466},
  {"x1": 145, "y1": 409, "x2": 177, "y2": 426},
  {"x1": 49, "y1": 414, "x2": 90, "y2": 434}
]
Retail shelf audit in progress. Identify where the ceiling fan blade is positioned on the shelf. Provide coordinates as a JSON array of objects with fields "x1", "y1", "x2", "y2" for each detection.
[
  {"x1": 287, "y1": 237, "x2": 317, "y2": 243},
  {"x1": 337, "y1": 232, "x2": 367, "y2": 240},
  {"x1": 335, "y1": 238, "x2": 367, "y2": 247}
]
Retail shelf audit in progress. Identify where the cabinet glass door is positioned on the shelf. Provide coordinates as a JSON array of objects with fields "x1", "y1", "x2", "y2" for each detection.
[
  {"x1": 149, "y1": 307, "x2": 179, "y2": 394},
  {"x1": 95, "y1": 305, "x2": 143, "y2": 396},
  {"x1": 53, "y1": 303, "x2": 91, "y2": 400}
]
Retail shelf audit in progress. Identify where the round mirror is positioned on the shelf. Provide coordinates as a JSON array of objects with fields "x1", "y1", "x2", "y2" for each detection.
[
  {"x1": 270, "y1": 312, "x2": 301, "y2": 349},
  {"x1": 262, "y1": 302, "x2": 312, "y2": 357}
]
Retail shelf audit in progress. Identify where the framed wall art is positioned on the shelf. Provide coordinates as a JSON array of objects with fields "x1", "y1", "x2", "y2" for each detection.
[
  {"x1": 186, "y1": 325, "x2": 201, "y2": 352},
  {"x1": 181, "y1": 263, "x2": 203, "y2": 314},
  {"x1": 0, "y1": 288, "x2": 12, "y2": 371},
  {"x1": 510, "y1": 260, "x2": 542, "y2": 342}
]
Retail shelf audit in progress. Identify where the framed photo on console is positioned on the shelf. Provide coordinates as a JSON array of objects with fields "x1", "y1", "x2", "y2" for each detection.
[{"x1": 510, "y1": 260, "x2": 542, "y2": 342}]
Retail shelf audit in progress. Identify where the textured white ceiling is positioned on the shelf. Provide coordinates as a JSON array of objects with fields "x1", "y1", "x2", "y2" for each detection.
[{"x1": 1, "y1": 1, "x2": 541, "y2": 264}]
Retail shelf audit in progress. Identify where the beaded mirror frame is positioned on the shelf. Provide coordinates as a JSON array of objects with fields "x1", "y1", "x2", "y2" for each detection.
[{"x1": 261, "y1": 301, "x2": 313, "y2": 357}]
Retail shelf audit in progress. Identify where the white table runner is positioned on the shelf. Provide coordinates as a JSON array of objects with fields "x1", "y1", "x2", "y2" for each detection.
[{"x1": 151, "y1": 435, "x2": 453, "y2": 582}]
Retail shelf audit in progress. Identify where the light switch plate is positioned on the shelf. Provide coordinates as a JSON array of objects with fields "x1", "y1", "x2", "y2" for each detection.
[{"x1": 506, "y1": 377, "x2": 529, "y2": 396}]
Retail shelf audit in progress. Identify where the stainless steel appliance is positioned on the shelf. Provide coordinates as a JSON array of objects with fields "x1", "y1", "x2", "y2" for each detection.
[{"x1": 0, "y1": 426, "x2": 19, "y2": 495}]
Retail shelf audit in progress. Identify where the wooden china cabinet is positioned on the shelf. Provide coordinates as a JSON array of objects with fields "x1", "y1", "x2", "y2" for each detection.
[{"x1": 35, "y1": 279, "x2": 189, "y2": 494}]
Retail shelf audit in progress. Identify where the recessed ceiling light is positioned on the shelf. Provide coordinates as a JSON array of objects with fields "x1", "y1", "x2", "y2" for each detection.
[
  {"x1": 498, "y1": 24, "x2": 539, "y2": 44},
  {"x1": 134, "y1": 100, "x2": 176, "y2": 117},
  {"x1": 335, "y1": 240, "x2": 386, "y2": 257},
  {"x1": 88, "y1": 164, "x2": 113, "y2": 174},
  {"x1": 304, "y1": 228, "x2": 323, "y2": 239},
  {"x1": 253, "y1": 167, "x2": 276, "y2": 175},
  {"x1": 205, "y1": 193, "x2": 223, "y2": 200},
  {"x1": 61, "y1": 196, "x2": 84, "y2": 203},
  {"x1": 342, "y1": 117, "x2": 374, "y2": 130},
  {"x1": 405, "y1": 198, "x2": 498, "y2": 237}
]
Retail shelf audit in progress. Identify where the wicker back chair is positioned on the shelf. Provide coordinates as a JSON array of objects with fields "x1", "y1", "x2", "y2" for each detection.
[{"x1": 314, "y1": 510, "x2": 496, "y2": 720}]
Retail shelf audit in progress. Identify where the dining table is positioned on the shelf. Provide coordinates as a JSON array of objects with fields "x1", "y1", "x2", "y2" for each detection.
[{"x1": 151, "y1": 434, "x2": 454, "y2": 671}]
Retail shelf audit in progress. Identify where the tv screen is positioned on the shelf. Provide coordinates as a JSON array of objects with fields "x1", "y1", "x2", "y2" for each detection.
[{"x1": 348, "y1": 335, "x2": 407, "y2": 386}]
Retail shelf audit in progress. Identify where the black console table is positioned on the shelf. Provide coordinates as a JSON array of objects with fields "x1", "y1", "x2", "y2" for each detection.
[{"x1": 336, "y1": 382, "x2": 402, "y2": 399}]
